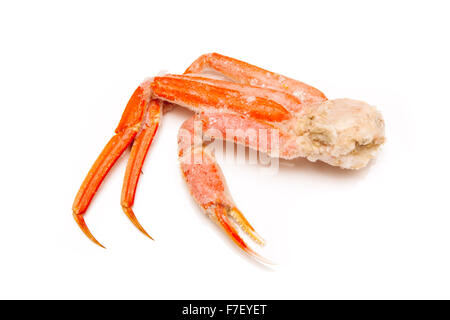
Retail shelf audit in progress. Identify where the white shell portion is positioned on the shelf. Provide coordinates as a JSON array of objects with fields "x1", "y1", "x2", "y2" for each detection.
[{"x1": 291, "y1": 98, "x2": 385, "y2": 169}]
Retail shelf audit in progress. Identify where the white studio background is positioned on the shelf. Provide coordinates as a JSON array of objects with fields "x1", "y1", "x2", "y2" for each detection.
[{"x1": 0, "y1": 0, "x2": 449, "y2": 299}]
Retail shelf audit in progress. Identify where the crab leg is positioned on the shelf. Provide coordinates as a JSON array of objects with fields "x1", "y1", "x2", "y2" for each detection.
[
  {"x1": 178, "y1": 115, "x2": 270, "y2": 262},
  {"x1": 177, "y1": 109, "x2": 293, "y2": 263},
  {"x1": 196, "y1": 111, "x2": 293, "y2": 157},
  {"x1": 165, "y1": 74, "x2": 305, "y2": 113},
  {"x1": 121, "y1": 99, "x2": 161, "y2": 239},
  {"x1": 72, "y1": 81, "x2": 152, "y2": 247},
  {"x1": 151, "y1": 74, "x2": 292, "y2": 122},
  {"x1": 184, "y1": 53, "x2": 327, "y2": 104}
]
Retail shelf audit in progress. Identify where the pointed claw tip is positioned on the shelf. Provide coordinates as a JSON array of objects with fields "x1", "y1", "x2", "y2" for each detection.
[
  {"x1": 121, "y1": 206, "x2": 153, "y2": 240},
  {"x1": 72, "y1": 212, "x2": 106, "y2": 249},
  {"x1": 143, "y1": 231, "x2": 154, "y2": 241},
  {"x1": 246, "y1": 248, "x2": 275, "y2": 265}
]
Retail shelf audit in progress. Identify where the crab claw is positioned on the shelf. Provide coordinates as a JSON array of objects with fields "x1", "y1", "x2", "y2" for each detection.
[
  {"x1": 208, "y1": 203, "x2": 272, "y2": 264},
  {"x1": 228, "y1": 207, "x2": 265, "y2": 246},
  {"x1": 178, "y1": 116, "x2": 273, "y2": 264}
]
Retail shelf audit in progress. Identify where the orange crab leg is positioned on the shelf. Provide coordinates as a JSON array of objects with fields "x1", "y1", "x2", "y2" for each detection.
[
  {"x1": 72, "y1": 82, "x2": 151, "y2": 247},
  {"x1": 169, "y1": 74, "x2": 304, "y2": 113},
  {"x1": 185, "y1": 52, "x2": 327, "y2": 104},
  {"x1": 151, "y1": 75, "x2": 292, "y2": 122},
  {"x1": 195, "y1": 111, "x2": 293, "y2": 157},
  {"x1": 180, "y1": 146, "x2": 267, "y2": 262},
  {"x1": 178, "y1": 114, "x2": 276, "y2": 263},
  {"x1": 121, "y1": 99, "x2": 161, "y2": 239}
]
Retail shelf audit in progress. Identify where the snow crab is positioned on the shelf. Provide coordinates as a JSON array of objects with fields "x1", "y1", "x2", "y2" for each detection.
[{"x1": 73, "y1": 53, "x2": 385, "y2": 262}]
